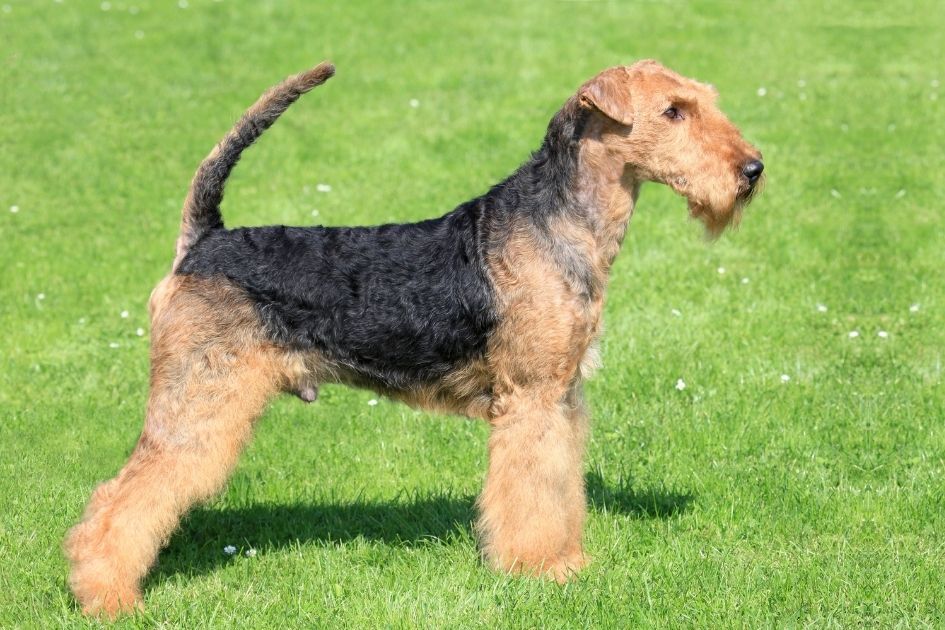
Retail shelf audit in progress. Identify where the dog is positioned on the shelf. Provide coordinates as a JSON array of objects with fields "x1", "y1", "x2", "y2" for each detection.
[{"x1": 64, "y1": 60, "x2": 763, "y2": 617}]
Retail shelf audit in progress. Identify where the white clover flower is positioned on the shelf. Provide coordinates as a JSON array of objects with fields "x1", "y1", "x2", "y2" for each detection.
[
  {"x1": 136, "y1": 327, "x2": 145, "y2": 337},
  {"x1": 245, "y1": 548, "x2": 257, "y2": 558},
  {"x1": 9, "y1": 205, "x2": 18, "y2": 213},
  {"x1": 109, "y1": 342, "x2": 120, "y2": 348},
  {"x1": 671, "y1": 308, "x2": 681, "y2": 317},
  {"x1": 316, "y1": 183, "x2": 332, "y2": 193},
  {"x1": 816, "y1": 303, "x2": 828, "y2": 313},
  {"x1": 756, "y1": 87, "x2": 767, "y2": 97},
  {"x1": 780, "y1": 374, "x2": 791, "y2": 383},
  {"x1": 223, "y1": 545, "x2": 237, "y2": 555},
  {"x1": 409, "y1": 99, "x2": 420, "y2": 108},
  {"x1": 895, "y1": 190, "x2": 906, "y2": 199},
  {"x1": 37, "y1": 293, "x2": 45, "y2": 300},
  {"x1": 830, "y1": 189, "x2": 842, "y2": 199},
  {"x1": 311, "y1": 209, "x2": 320, "y2": 217},
  {"x1": 717, "y1": 267, "x2": 725, "y2": 274},
  {"x1": 848, "y1": 330, "x2": 859, "y2": 338},
  {"x1": 367, "y1": 399, "x2": 378, "y2": 406},
  {"x1": 120, "y1": 310, "x2": 129, "y2": 318},
  {"x1": 741, "y1": 277, "x2": 749, "y2": 284},
  {"x1": 877, "y1": 330, "x2": 889, "y2": 339},
  {"x1": 910, "y1": 303, "x2": 920, "y2": 313},
  {"x1": 675, "y1": 378, "x2": 686, "y2": 391}
]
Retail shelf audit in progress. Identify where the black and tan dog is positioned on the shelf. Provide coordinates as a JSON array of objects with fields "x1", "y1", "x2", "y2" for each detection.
[{"x1": 65, "y1": 60, "x2": 763, "y2": 616}]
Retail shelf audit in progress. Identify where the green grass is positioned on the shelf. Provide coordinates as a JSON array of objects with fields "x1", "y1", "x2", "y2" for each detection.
[{"x1": 1, "y1": 0, "x2": 943, "y2": 626}]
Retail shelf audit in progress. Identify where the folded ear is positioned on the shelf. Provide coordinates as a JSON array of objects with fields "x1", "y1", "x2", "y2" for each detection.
[{"x1": 578, "y1": 67, "x2": 634, "y2": 127}]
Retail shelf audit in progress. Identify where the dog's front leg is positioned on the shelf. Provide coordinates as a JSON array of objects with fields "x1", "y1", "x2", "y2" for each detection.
[{"x1": 475, "y1": 391, "x2": 588, "y2": 582}]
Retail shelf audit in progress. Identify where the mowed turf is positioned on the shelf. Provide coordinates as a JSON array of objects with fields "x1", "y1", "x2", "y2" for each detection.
[{"x1": 1, "y1": 0, "x2": 943, "y2": 626}]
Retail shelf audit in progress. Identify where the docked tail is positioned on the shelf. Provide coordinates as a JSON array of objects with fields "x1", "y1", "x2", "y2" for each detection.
[{"x1": 173, "y1": 61, "x2": 335, "y2": 269}]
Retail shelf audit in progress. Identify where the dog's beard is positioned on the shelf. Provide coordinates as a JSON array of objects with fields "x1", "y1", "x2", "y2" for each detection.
[{"x1": 688, "y1": 175, "x2": 763, "y2": 239}]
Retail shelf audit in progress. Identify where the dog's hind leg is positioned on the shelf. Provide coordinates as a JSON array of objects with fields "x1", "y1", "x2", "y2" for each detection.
[
  {"x1": 64, "y1": 277, "x2": 286, "y2": 617},
  {"x1": 475, "y1": 390, "x2": 588, "y2": 582}
]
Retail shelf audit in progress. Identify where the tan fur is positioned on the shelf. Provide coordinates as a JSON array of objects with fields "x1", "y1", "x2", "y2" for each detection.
[
  {"x1": 474, "y1": 61, "x2": 761, "y2": 580},
  {"x1": 65, "y1": 60, "x2": 762, "y2": 614},
  {"x1": 64, "y1": 276, "x2": 297, "y2": 617}
]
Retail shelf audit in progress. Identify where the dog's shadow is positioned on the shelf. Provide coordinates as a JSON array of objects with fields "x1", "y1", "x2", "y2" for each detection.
[{"x1": 151, "y1": 471, "x2": 693, "y2": 582}]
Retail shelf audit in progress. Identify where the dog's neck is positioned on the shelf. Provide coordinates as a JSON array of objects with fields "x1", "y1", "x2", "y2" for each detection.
[{"x1": 573, "y1": 134, "x2": 639, "y2": 273}]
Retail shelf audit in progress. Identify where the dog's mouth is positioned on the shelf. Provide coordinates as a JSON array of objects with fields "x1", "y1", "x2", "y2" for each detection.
[{"x1": 737, "y1": 174, "x2": 764, "y2": 204}]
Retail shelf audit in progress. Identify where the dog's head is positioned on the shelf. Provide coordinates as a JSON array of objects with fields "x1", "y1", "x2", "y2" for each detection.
[{"x1": 578, "y1": 60, "x2": 764, "y2": 236}]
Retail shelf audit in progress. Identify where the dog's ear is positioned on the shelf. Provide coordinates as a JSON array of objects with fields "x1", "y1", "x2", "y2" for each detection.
[{"x1": 578, "y1": 67, "x2": 634, "y2": 127}]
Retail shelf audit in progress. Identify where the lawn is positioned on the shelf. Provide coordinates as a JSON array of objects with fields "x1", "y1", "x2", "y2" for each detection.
[{"x1": 1, "y1": 0, "x2": 943, "y2": 626}]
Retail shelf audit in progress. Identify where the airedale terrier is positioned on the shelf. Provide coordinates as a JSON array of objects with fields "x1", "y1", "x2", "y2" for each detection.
[{"x1": 65, "y1": 60, "x2": 763, "y2": 616}]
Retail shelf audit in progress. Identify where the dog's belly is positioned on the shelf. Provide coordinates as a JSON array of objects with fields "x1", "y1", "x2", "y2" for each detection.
[{"x1": 177, "y1": 214, "x2": 497, "y2": 390}]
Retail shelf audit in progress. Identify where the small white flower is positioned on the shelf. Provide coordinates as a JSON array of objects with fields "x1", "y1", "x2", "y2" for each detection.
[
  {"x1": 178, "y1": 0, "x2": 188, "y2": 8},
  {"x1": 409, "y1": 98, "x2": 420, "y2": 108},
  {"x1": 316, "y1": 183, "x2": 332, "y2": 193},
  {"x1": 109, "y1": 342, "x2": 120, "y2": 348},
  {"x1": 848, "y1": 330, "x2": 859, "y2": 338},
  {"x1": 311, "y1": 209, "x2": 320, "y2": 217},
  {"x1": 895, "y1": 189, "x2": 906, "y2": 199},
  {"x1": 675, "y1": 378, "x2": 686, "y2": 391},
  {"x1": 877, "y1": 330, "x2": 889, "y2": 339},
  {"x1": 36, "y1": 292, "x2": 45, "y2": 300},
  {"x1": 816, "y1": 303, "x2": 828, "y2": 313},
  {"x1": 134, "y1": 30, "x2": 144, "y2": 39},
  {"x1": 223, "y1": 545, "x2": 237, "y2": 555},
  {"x1": 78, "y1": 317, "x2": 87, "y2": 324},
  {"x1": 910, "y1": 303, "x2": 921, "y2": 313},
  {"x1": 136, "y1": 327, "x2": 145, "y2": 337},
  {"x1": 780, "y1": 374, "x2": 791, "y2": 383},
  {"x1": 120, "y1": 310, "x2": 129, "y2": 318},
  {"x1": 245, "y1": 548, "x2": 257, "y2": 558},
  {"x1": 367, "y1": 399, "x2": 378, "y2": 406},
  {"x1": 717, "y1": 266, "x2": 725, "y2": 275},
  {"x1": 9, "y1": 205, "x2": 18, "y2": 213},
  {"x1": 830, "y1": 189, "x2": 842, "y2": 199},
  {"x1": 741, "y1": 277, "x2": 750, "y2": 284},
  {"x1": 100, "y1": 1, "x2": 110, "y2": 10},
  {"x1": 671, "y1": 308, "x2": 681, "y2": 317},
  {"x1": 756, "y1": 87, "x2": 767, "y2": 97}
]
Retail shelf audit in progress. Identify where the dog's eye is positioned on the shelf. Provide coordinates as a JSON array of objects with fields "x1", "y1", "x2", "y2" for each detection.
[{"x1": 663, "y1": 106, "x2": 684, "y2": 121}]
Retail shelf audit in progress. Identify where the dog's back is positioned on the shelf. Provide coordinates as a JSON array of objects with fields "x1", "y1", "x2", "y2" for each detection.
[{"x1": 177, "y1": 205, "x2": 496, "y2": 389}]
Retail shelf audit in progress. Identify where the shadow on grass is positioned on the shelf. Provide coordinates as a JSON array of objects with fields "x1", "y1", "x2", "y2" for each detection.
[{"x1": 150, "y1": 473, "x2": 693, "y2": 583}]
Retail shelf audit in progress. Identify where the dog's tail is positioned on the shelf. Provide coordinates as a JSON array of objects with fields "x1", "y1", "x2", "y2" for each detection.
[{"x1": 173, "y1": 61, "x2": 336, "y2": 269}]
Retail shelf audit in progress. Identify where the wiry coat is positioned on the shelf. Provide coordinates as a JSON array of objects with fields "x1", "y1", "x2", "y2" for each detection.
[{"x1": 65, "y1": 60, "x2": 764, "y2": 618}]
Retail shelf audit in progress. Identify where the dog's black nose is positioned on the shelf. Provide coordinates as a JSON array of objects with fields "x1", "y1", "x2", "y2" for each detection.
[{"x1": 742, "y1": 160, "x2": 764, "y2": 185}]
